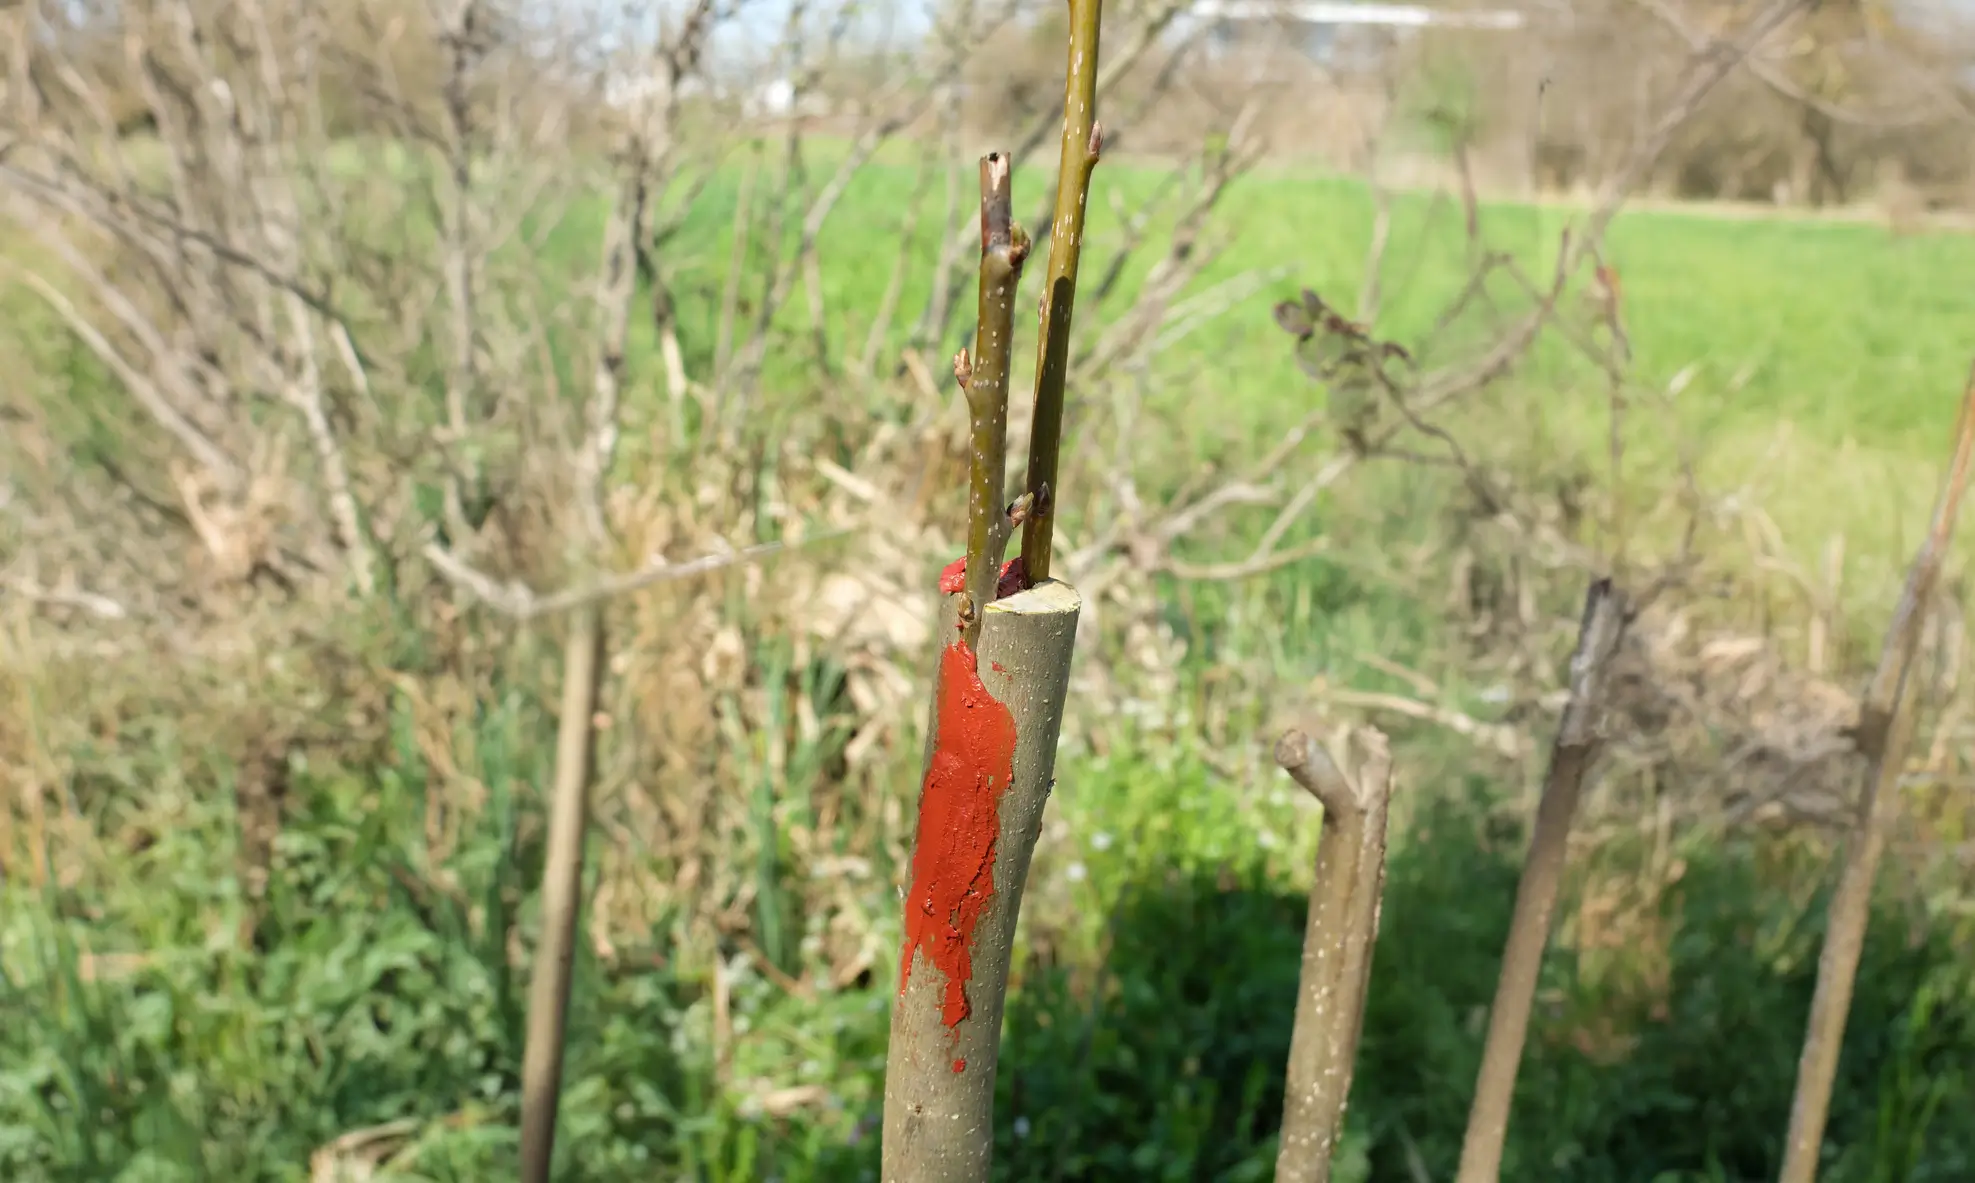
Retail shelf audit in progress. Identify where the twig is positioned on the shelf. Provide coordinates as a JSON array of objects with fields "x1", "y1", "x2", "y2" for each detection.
[
  {"x1": 1317, "y1": 683, "x2": 1528, "y2": 760},
  {"x1": 1016, "y1": 0, "x2": 1104, "y2": 585},
  {"x1": 3, "y1": 576, "x2": 132, "y2": 620},
  {"x1": 914, "y1": 79, "x2": 969, "y2": 356},
  {"x1": 914, "y1": 0, "x2": 1183, "y2": 352},
  {"x1": 1074, "y1": 113, "x2": 1263, "y2": 381},
  {"x1": 726, "y1": 97, "x2": 916, "y2": 409},
  {"x1": 0, "y1": 228, "x2": 240, "y2": 487},
  {"x1": 860, "y1": 151, "x2": 938, "y2": 379},
  {"x1": 435, "y1": 0, "x2": 485, "y2": 535},
  {"x1": 1357, "y1": 71, "x2": 1398, "y2": 326},
  {"x1": 956, "y1": 153, "x2": 1031, "y2": 649},
  {"x1": 1629, "y1": 0, "x2": 1958, "y2": 132},
  {"x1": 713, "y1": 143, "x2": 760, "y2": 378},
  {"x1": 423, "y1": 535, "x2": 838, "y2": 621},
  {"x1": 1161, "y1": 538, "x2": 1330, "y2": 583},
  {"x1": 1583, "y1": 0, "x2": 1807, "y2": 252}
]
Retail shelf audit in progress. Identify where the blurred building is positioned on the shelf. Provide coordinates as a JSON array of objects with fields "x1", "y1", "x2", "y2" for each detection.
[{"x1": 1192, "y1": 0, "x2": 1525, "y2": 73}]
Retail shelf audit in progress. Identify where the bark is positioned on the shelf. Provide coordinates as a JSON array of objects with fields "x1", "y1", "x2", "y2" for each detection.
[
  {"x1": 518, "y1": 603, "x2": 607, "y2": 1183},
  {"x1": 881, "y1": 579, "x2": 1082, "y2": 1182},
  {"x1": 1777, "y1": 368, "x2": 1975, "y2": 1183},
  {"x1": 1274, "y1": 728, "x2": 1395, "y2": 1183},
  {"x1": 1456, "y1": 578, "x2": 1628, "y2": 1183}
]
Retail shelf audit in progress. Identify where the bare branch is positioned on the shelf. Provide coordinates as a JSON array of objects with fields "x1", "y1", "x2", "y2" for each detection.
[
  {"x1": 422, "y1": 534, "x2": 837, "y2": 622},
  {"x1": 1316, "y1": 684, "x2": 1529, "y2": 760},
  {"x1": 3, "y1": 575, "x2": 132, "y2": 621},
  {"x1": 0, "y1": 253, "x2": 240, "y2": 486},
  {"x1": 1631, "y1": 0, "x2": 1963, "y2": 131}
]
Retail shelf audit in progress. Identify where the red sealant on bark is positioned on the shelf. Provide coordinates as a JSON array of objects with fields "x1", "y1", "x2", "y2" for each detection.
[
  {"x1": 952, "y1": 1058, "x2": 967, "y2": 1074},
  {"x1": 996, "y1": 555, "x2": 1028, "y2": 599},
  {"x1": 938, "y1": 556, "x2": 1029, "y2": 599},
  {"x1": 898, "y1": 641, "x2": 1019, "y2": 1029}
]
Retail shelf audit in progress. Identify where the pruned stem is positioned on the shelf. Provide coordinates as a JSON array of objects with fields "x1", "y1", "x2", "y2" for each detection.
[
  {"x1": 1457, "y1": 578, "x2": 1628, "y2": 1183},
  {"x1": 1274, "y1": 727, "x2": 1396, "y2": 1183},
  {"x1": 958, "y1": 151, "x2": 1031, "y2": 649},
  {"x1": 1778, "y1": 365, "x2": 1975, "y2": 1183},
  {"x1": 883, "y1": 581, "x2": 1083, "y2": 1182},
  {"x1": 1017, "y1": 0, "x2": 1104, "y2": 584}
]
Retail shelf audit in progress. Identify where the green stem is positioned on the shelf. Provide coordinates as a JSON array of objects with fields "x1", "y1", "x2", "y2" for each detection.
[
  {"x1": 960, "y1": 151, "x2": 1030, "y2": 650},
  {"x1": 1017, "y1": 0, "x2": 1104, "y2": 584}
]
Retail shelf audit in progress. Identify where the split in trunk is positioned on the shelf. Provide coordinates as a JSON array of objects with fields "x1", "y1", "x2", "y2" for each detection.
[
  {"x1": 1273, "y1": 727, "x2": 1396, "y2": 1183},
  {"x1": 1777, "y1": 367, "x2": 1975, "y2": 1183},
  {"x1": 1456, "y1": 578, "x2": 1628, "y2": 1183}
]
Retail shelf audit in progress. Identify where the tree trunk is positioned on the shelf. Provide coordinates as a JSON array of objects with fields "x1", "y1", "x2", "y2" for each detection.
[{"x1": 882, "y1": 579, "x2": 1081, "y2": 1181}]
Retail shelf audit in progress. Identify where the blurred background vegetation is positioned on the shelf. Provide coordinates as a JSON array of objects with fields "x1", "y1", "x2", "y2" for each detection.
[{"x1": 3, "y1": 0, "x2": 1974, "y2": 1178}]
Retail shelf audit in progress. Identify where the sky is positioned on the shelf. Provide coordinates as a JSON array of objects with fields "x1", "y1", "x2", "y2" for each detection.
[
  {"x1": 526, "y1": 0, "x2": 945, "y2": 63},
  {"x1": 524, "y1": 0, "x2": 1975, "y2": 73}
]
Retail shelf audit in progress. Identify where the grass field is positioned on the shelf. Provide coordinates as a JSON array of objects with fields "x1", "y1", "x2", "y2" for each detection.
[
  {"x1": 657, "y1": 156, "x2": 1975, "y2": 608},
  {"x1": 4, "y1": 156, "x2": 1973, "y2": 1181}
]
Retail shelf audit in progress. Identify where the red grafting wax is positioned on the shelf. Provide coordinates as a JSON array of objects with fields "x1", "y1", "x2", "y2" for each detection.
[
  {"x1": 937, "y1": 556, "x2": 1028, "y2": 599},
  {"x1": 995, "y1": 555, "x2": 1027, "y2": 599},
  {"x1": 898, "y1": 641, "x2": 1019, "y2": 1028},
  {"x1": 952, "y1": 1058, "x2": 967, "y2": 1074}
]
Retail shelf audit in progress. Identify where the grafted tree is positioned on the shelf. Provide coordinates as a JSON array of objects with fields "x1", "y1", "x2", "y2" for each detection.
[{"x1": 881, "y1": 2, "x2": 1104, "y2": 1177}]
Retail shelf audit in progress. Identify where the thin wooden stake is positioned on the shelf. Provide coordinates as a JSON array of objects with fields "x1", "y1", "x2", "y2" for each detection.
[
  {"x1": 1778, "y1": 366, "x2": 1975, "y2": 1183},
  {"x1": 1456, "y1": 579, "x2": 1627, "y2": 1183}
]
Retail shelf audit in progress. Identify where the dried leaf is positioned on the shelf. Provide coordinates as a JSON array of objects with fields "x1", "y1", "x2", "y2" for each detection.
[{"x1": 1273, "y1": 299, "x2": 1315, "y2": 338}]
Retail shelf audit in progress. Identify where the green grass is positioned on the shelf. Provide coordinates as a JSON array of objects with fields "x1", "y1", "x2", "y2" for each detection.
[
  {"x1": 635, "y1": 151, "x2": 1974, "y2": 612},
  {"x1": 5, "y1": 728, "x2": 1969, "y2": 1180},
  {"x1": 6, "y1": 150, "x2": 1975, "y2": 1179}
]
